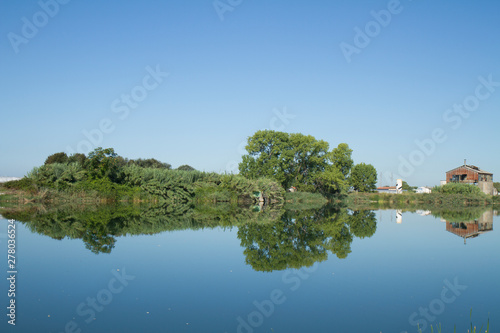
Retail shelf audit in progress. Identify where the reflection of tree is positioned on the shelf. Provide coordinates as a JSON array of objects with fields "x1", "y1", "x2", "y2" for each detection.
[
  {"x1": 82, "y1": 221, "x2": 116, "y2": 254},
  {"x1": 0, "y1": 202, "x2": 283, "y2": 254},
  {"x1": 238, "y1": 212, "x2": 329, "y2": 272},
  {"x1": 1, "y1": 204, "x2": 377, "y2": 262},
  {"x1": 238, "y1": 207, "x2": 378, "y2": 271},
  {"x1": 431, "y1": 207, "x2": 487, "y2": 223},
  {"x1": 349, "y1": 210, "x2": 377, "y2": 239}
]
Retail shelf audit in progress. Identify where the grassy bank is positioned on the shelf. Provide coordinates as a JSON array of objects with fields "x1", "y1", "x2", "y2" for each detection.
[
  {"x1": 284, "y1": 191, "x2": 328, "y2": 210},
  {"x1": 348, "y1": 191, "x2": 494, "y2": 208}
]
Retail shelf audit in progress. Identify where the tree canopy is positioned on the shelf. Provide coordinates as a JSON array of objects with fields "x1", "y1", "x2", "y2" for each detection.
[
  {"x1": 238, "y1": 130, "x2": 354, "y2": 195},
  {"x1": 177, "y1": 164, "x2": 195, "y2": 171},
  {"x1": 128, "y1": 158, "x2": 171, "y2": 169},
  {"x1": 350, "y1": 163, "x2": 377, "y2": 192},
  {"x1": 45, "y1": 152, "x2": 69, "y2": 165}
]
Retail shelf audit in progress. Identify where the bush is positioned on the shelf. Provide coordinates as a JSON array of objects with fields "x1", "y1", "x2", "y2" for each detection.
[
  {"x1": 433, "y1": 183, "x2": 484, "y2": 195},
  {"x1": 2, "y1": 178, "x2": 37, "y2": 193}
]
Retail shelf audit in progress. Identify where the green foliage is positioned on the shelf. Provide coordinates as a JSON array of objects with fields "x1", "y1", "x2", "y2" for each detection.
[
  {"x1": 44, "y1": 152, "x2": 68, "y2": 165},
  {"x1": 67, "y1": 153, "x2": 87, "y2": 165},
  {"x1": 27, "y1": 163, "x2": 86, "y2": 189},
  {"x1": 402, "y1": 181, "x2": 417, "y2": 192},
  {"x1": 14, "y1": 147, "x2": 283, "y2": 204},
  {"x1": 177, "y1": 164, "x2": 195, "y2": 171},
  {"x1": 128, "y1": 158, "x2": 171, "y2": 169},
  {"x1": 434, "y1": 183, "x2": 484, "y2": 195},
  {"x1": 1, "y1": 177, "x2": 37, "y2": 193},
  {"x1": 120, "y1": 165, "x2": 284, "y2": 203},
  {"x1": 348, "y1": 191, "x2": 492, "y2": 209},
  {"x1": 350, "y1": 163, "x2": 377, "y2": 192},
  {"x1": 312, "y1": 166, "x2": 347, "y2": 195},
  {"x1": 494, "y1": 182, "x2": 500, "y2": 192},
  {"x1": 238, "y1": 130, "x2": 344, "y2": 193},
  {"x1": 331, "y1": 143, "x2": 353, "y2": 179},
  {"x1": 73, "y1": 178, "x2": 142, "y2": 200},
  {"x1": 85, "y1": 147, "x2": 119, "y2": 179}
]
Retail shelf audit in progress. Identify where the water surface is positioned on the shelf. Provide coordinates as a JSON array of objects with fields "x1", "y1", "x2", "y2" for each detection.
[{"x1": 1, "y1": 205, "x2": 498, "y2": 332}]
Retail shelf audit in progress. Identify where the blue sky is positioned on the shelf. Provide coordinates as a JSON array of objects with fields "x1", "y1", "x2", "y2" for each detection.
[{"x1": 1, "y1": 0, "x2": 499, "y2": 186}]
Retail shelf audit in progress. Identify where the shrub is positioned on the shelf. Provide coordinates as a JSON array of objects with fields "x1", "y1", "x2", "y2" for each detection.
[{"x1": 433, "y1": 183, "x2": 484, "y2": 195}]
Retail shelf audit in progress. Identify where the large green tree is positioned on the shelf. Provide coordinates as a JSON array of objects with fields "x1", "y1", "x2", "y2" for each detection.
[
  {"x1": 85, "y1": 147, "x2": 119, "y2": 179},
  {"x1": 45, "y1": 152, "x2": 68, "y2": 165},
  {"x1": 177, "y1": 164, "x2": 195, "y2": 171},
  {"x1": 349, "y1": 163, "x2": 377, "y2": 192},
  {"x1": 239, "y1": 130, "x2": 347, "y2": 194},
  {"x1": 331, "y1": 143, "x2": 353, "y2": 179},
  {"x1": 128, "y1": 158, "x2": 171, "y2": 169}
]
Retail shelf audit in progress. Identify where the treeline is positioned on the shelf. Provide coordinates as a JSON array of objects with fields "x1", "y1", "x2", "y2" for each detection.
[
  {"x1": 238, "y1": 130, "x2": 377, "y2": 195},
  {"x1": 2, "y1": 147, "x2": 284, "y2": 204},
  {"x1": 3, "y1": 130, "x2": 379, "y2": 203}
]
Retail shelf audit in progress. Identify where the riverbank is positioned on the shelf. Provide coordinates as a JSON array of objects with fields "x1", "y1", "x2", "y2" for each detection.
[
  {"x1": 0, "y1": 171, "x2": 285, "y2": 206},
  {"x1": 348, "y1": 191, "x2": 497, "y2": 208}
]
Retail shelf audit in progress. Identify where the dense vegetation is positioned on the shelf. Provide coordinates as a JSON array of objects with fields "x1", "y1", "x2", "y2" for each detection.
[
  {"x1": 433, "y1": 182, "x2": 485, "y2": 195},
  {"x1": 1, "y1": 147, "x2": 284, "y2": 204},
  {"x1": 349, "y1": 191, "x2": 493, "y2": 208},
  {"x1": 238, "y1": 130, "x2": 377, "y2": 195}
]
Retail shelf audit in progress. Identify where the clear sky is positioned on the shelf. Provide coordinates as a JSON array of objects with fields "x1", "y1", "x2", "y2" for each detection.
[{"x1": 1, "y1": 0, "x2": 499, "y2": 186}]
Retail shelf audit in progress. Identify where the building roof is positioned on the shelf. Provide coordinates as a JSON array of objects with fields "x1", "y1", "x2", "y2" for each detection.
[{"x1": 446, "y1": 164, "x2": 493, "y2": 175}]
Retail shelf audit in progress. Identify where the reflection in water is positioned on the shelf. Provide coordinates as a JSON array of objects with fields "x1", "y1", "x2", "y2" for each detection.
[
  {"x1": 396, "y1": 209, "x2": 403, "y2": 224},
  {"x1": 238, "y1": 208, "x2": 377, "y2": 272},
  {"x1": 0, "y1": 203, "x2": 377, "y2": 271},
  {"x1": 382, "y1": 208, "x2": 495, "y2": 244},
  {"x1": 444, "y1": 209, "x2": 494, "y2": 244}
]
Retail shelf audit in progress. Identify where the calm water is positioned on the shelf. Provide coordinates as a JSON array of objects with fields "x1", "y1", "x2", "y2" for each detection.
[{"x1": 1, "y1": 205, "x2": 498, "y2": 333}]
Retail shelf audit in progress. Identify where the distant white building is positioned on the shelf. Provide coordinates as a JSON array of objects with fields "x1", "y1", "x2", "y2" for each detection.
[
  {"x1": 0, "y1": 177, "x2": 21, "y2": 183},
  {"x1": 376, "y1": 186, "x2": 398, "y2": 194},
  {"x1": 416, "y1": 186, "x2": 432, "y2": 194}
]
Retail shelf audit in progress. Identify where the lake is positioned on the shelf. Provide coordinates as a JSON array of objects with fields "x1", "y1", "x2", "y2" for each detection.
[{"x1": 1, "y1": 205, "x2": 498, "y2": 333}]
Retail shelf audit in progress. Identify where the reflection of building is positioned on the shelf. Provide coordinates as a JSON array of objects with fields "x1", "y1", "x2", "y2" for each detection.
[
  {"x1": 444, "y1": 162, "x2": 495, "y2": 195},
  {"x1": 396, "y1": 210, "x2": 402, "y2": 224},
  {"x1": 445, "y1": 210, "x2": 493, "y2": 244}
]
